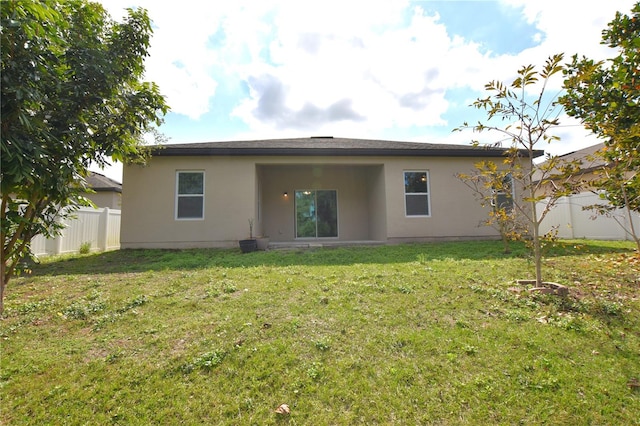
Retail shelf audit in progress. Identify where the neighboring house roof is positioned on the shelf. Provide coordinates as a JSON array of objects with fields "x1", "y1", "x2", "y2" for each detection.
[
  {"x1": 533, "y1": 142, "x2": 606, "y2": 182},
  {"x1": 86, "y1": 171, "x2": 122, "y2": 193},
  {"x1": 153, "y1": 136, "x2": 545, "y2": 158},
  {"x1": 554, "y1": 142, "x2": 606, "y2": 173}
]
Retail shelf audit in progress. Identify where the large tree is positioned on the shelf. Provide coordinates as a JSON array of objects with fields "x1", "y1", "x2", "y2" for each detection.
[
  {"x1": 455, "y1": 54, "x2": 582, "y2": 286},
  {"x1": 1, "y1": 0, "x2": 169, "y2": 312},
  {"x1": 561, "y1": 2, "x2": 640, "y2": 251}
]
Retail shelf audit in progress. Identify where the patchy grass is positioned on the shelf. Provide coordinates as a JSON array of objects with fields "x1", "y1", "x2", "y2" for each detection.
[{"x1": 1, "y1": 240, "x2": 639, "y2": 425}]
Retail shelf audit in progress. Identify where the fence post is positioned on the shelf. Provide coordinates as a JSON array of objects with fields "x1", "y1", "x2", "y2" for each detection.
[
  {"x1": 44, "y1": 235, "x2": 60, "y2": 256},
  {"x1": 98, "y1": 207, "x2": 109, "y2": 251},
  {"x1": 53, "y1": 216, "x2": 66, "y2": 255},
  {"x1": 632, "y1": 212, "x2": 640, "y2": 242},
  {"x1": 623, "y1": 210, "x2": 640, "y2": 241},
  {"x1": 567, "y1": 197, "x2": 576, "y2": 239}
]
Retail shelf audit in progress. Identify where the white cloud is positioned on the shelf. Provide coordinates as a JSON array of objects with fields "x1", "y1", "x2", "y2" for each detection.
[
  {"x1": 98, "y1": 0, "x2": 635, "y2": 150},
  {"x1": 101, "y1": 0, "x2": 229, "y2": 119},
  {"x1": 502, "y1": 0, "x2": 636, "y2": 61},
  {"x1": 231, "y1": 5, "x2": 495, "y2": 135}
]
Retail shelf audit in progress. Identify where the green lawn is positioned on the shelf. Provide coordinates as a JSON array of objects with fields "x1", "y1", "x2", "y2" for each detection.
[{"x1": 1, "y1": 240, "x2": 639, "y2": 425}]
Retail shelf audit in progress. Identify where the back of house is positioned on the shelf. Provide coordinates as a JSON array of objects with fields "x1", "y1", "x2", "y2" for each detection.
[{"x1": 120, "y1": 137, "x2": 539, "y2": 249}]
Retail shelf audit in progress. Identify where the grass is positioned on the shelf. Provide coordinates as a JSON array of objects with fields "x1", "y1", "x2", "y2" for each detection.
[{"x1": 1, "y1": 240, "x2": 639, "y2": 425}]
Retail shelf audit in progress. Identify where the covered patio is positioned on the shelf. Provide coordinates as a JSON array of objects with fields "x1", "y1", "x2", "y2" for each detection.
[{"x1": 257, "y1": 164, "x2": 387, "y2": 243}]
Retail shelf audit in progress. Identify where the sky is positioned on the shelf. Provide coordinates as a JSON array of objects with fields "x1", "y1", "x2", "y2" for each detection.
[{"x1": 92, "y1": 0, "x2": 637, "y2": 183}]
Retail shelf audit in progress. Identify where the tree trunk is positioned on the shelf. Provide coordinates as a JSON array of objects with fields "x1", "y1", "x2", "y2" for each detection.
[
  {"x1": 0, "y1": 258, "x2": 6, "y2": 315},
  {"x1": 1, "y1": 244, "x2": 17, "y2": 316},
  {"x1": 501, "y1": 231, "x2": 511, "y2": 254},
  {"x1": 0, "y1": 197, "x2": 39, "y2": 314},
  {"x1": 620, "y1": 183, "x2": 640, "y2": 253},
  {"x1": 1, "y1": 194, "x2": 7, "y2": 315},
  {"x1": 532, "y1": 223, "x2": 543, "y2": 286},
  {"x1": 527, "y1": 157, "x2": 543, "y2": 286}
]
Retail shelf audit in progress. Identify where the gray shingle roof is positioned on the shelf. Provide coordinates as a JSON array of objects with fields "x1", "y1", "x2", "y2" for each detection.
[
  {"x1": 533, "y1": 143, "x2": 606, "y2": 182},
  {"x1": 555, "y1": 142, "x2": 606, "y2": 171},
  {"x1": 153, "y1": 136, "x2": 544, "y2": 158},
  {"x1": 532, "y1": 142, "x2": 606, "y2": 183},
  {"x1": 87, "y1": 172, "x2": 122, "y2": 192}
]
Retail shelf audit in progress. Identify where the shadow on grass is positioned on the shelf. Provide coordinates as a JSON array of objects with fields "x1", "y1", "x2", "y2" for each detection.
[{"x1": 24, "y1": 239, "x2": 636, "y2": 278}]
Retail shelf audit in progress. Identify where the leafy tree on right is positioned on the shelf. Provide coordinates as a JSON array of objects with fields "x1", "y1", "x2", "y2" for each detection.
[{"x1": 560, "y1": 2, "x2": 640, "y2": 251}]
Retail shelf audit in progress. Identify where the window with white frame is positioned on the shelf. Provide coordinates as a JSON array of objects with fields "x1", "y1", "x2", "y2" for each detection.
[
  {"x1": 176, "y1": 171, "x2": 204, "y2": 219},
  {"x1": 404, "y1": 171, "x2": 430, "y2": 216},
  {"x1": 492, "y1": 173, "x2": 514, "y2": 212}
]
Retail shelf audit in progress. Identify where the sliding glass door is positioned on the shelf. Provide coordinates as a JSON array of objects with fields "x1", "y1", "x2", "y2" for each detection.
[{"x1": 295, "y1": 190, "x2": 337, "y2": 238}]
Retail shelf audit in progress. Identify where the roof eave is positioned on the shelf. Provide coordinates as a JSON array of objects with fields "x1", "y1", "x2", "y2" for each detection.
[
  {"x1": 91, "y1": 187, "x2": 122, "y2": 193},
  {"x1": 153, "y1": 147, "x2": 544, "y2": 158}
]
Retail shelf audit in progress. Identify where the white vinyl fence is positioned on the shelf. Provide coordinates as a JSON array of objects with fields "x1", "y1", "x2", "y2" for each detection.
[
  {"x1": 31, "y1": 207, "x2": 121, "y2": 257},
  {"x1": 538, "y1": 192, "x2": 640, "y2": 241}
]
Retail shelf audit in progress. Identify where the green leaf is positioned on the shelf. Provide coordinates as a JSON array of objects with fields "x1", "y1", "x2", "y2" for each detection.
[{"x1": 1, "y1": 0, "x2": 168, "y2": 293}]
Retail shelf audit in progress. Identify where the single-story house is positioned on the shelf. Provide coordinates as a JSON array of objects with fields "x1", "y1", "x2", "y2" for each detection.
[
  {"x1": 120, "y1": 137, "x2": 542, "y2": 249},
  {"x1": 534, "y1": 142, "x2": 606, "y2": 194},
  {"x1": 30, "y1": 172, "x2": 122, "y2": 257},
  {"x1": 556, "y1": 142, "x2": 606, "y2": 181},
  {"x1": 536, "y1": 142, "x2": 640, "y2": 240},
  {"x1": 85, "y1": 171, "x2": 122, "y2": 209}
]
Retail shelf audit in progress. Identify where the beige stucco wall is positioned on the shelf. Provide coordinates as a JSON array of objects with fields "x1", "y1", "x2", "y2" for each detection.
[
  {"x1": 258, "y1": 164, "x2": 382, "y2": 242},
  {"x1": 122, "y1": 156, "x2": 257, "y2": 248},
  {"x1": 85, "y1": 191, "x2": 121, "y2": 210},
  {"x1": 121, "y1": 154, "x2": 523, "y2": 249},
  {"x1": 367, "y1": 165, "x2": 387, "y2": 241},
  {"x1": 383, "y1": 157, "x2": 500, "y2": 242}
]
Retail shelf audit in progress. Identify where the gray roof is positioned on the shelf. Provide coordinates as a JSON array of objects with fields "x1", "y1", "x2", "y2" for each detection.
[
  {"x1": 153, "y1": 137, "x2": 544, "y2": 158},
  {"x1": 555, "y1": 142, "x2": 606, "y2": 171},
  {"x1": 86, "y1": 172, "x2": 122, "y2": 192},
  {"x1": 532, "y1": 142, "x2": 606, "y2": 182}
]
